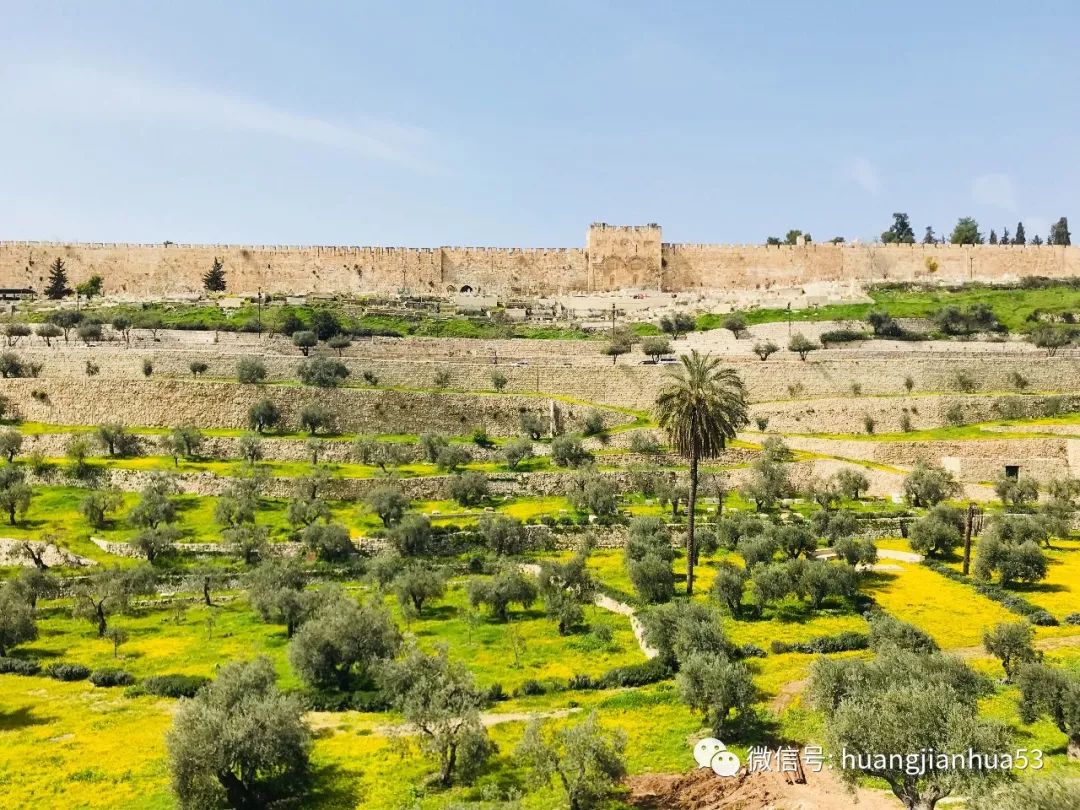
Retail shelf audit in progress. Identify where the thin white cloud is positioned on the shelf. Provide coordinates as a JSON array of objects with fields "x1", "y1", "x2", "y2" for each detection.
[
  {"x1": 0, "y1": 62, "x2": 434, "y2": 171},
  {"x1": 845, "y1": 157, "x2": 880, "y2": 195},
  {"x1": 971, "y1": 173, "x2": 1017, "y2": 212}
]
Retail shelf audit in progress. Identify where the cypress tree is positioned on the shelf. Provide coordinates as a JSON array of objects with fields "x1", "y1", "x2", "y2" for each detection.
[
  {"x1": 202, "y1": 257, "x2": 227, "y2": 293},
  {"x1": 44, "y1": 258, "x2": 71, "y2": 299},
  {"x1": 1014, "y1": 222, "x2": 1026, "y2": 245}
]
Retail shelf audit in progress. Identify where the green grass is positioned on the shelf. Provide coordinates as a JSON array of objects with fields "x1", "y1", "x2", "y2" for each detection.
[{"x1": 696, "y1": 281, "x2": 1080, "y2": 333}]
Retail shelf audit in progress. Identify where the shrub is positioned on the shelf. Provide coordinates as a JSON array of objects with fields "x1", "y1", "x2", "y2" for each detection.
[
  {"x1": 45, "y1": 662, "x2": 91, "y2": 681},
  {"x1": 788, "y1": 333, "x2": 819, "y2": 360},
  {"x1": 583, "y1": 411, "x2": 606, "y2": 437},
  {"x1": 143, "y1": 673, "x2": 211, "y2": 698},
  {"x1": 471, "y1": 427, "x2": 495, "y2": 448},
  {"x1": 90, "y1": 668, "x2": 135, "y2": 687},
  {"x1": 518, "y1": 679, "x2": 547, "y2": 697},
  {"x1": 141, "y1": 358, "x2": 153, "y2": 377},
  {"x1": 236, "y1": 358, "x2": 267, "y2": 384},
  {"x1": 598, "y1": 658, "x2": 672, "y2": 688},
  {"x1": 568, "y1": 674, "x2": 597, "y2": 691},
  {"x1": 292, "y1": 330, "x2": 318, "y2": 355},
  {"x1": 752, "y1": 340, "x2": 779, "y2": 360},
  {"x1": 951, "y1": 370, "x2": 979, "y2": 393},
  {"x1": 0, "y1": 656, "x2": 40, "y2": 675},
  {"x1": 819, "y1": 329, "x2": 869, "y2": 346},
  {"x1": 550, "y1": 435, "x2": 592, "y2": 468},
  {"x1": 770, "y1": 632, "x2": 868, "y2": 655},
  {"x1": 449, "y1": 471, "x2": 490, "y2": 506},
  {"x1": 297, "y1": 357, "x2": 349, "y2": 388},
  {"x1": 1063, "y1": 612, "x2": 1080, "y2": 626}
]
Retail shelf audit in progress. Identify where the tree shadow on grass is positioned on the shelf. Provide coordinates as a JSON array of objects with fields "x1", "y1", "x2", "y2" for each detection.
[
  {"x1": 300, "y1": 762, "x2": 365, "y2": 810},
  {"x1": 0, "y1": 706, "x2": 53, "y2": 731},
  {"x1": 859, "y1": 569, "x2": 898, "y2": 595},
  {"x1": 1012, "y1": 581, "x2": 1067, "y2": 595}
]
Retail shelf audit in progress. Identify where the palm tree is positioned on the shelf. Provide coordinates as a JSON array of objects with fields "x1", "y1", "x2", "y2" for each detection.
[{"x1": 655, "y1": 351, "x2": 748, "y2": 595}]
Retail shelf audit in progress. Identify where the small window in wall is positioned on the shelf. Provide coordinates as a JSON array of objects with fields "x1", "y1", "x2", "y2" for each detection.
[{"x1": 1004, "y1": 465, "x2": 1020, "y2": 480}]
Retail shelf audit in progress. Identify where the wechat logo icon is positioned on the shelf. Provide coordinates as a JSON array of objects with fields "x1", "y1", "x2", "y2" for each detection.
[{"x1": 693, "y1": 737, "x2": 741, "y2": 777}]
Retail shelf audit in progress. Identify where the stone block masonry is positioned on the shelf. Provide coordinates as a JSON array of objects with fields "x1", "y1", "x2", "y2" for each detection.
[
  {"x1": 2, "y1": 222, "x2": 1077, "y2": 298},
  {"x1": 0, "y1": 378, "x2": 622, "y2": 436}
]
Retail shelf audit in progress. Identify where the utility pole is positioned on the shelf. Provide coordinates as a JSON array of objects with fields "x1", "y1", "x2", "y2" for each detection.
[
  {"x1": 256, "y1": 288, "x2": 263, "y2": 335},
  {"x1": 962, "y1": 502, "x2": 977, "y2": 575},
  {"x1": 611, "y1": 302, "x2": 616, "y2": 339}
]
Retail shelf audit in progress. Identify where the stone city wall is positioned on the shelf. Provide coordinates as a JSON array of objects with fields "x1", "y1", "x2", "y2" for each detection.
[{"x1": 2, "y1": 222, "x2": 1077, "y2": 297}]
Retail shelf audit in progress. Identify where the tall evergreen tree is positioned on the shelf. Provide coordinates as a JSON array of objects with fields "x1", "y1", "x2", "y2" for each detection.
[
  {"x1": 881, "y1": 213, "x2": 915, "y2": 244},
  {"x1": 922, "y1": 226, "x2": 936, "y2": 245},
  {"x1": 1014, "y1": 221, "x2": 1026, "y2": 245},
  {"x1": 988, "y1": 229, "x2": 998, "y2": 245},
  {"x1": 1049, "y1": 217, "x2": 1071, "y2": 246},
  {"x1": 1001, "y1": 227, "x2": 1011, "y2": 245},
  {"x1": 202, "y1": 258, "x2": 227, "y2": 293},
  {"x1": 949, "y1": 217, "x2": 983, "y2": 245},
  {"x1": 44, "y1": 258, "x2": 71, "y2": 300}
]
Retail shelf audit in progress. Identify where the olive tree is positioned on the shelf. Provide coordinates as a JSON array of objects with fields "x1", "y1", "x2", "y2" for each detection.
[
  {"x1": 465, "y1": 564, "x2": 538, "y2": 621},
  {"x1": 477, "y1": 513, "x2": 526, "y2": 556},
  {"x1": 517, "y1": 712, "x2": 627, "y2": 810},
  {"x1": 710, "y1": 560, "x2": 747, "y2": 616},
  {"x1": 624, "y1": 516, "x2": 675, "y2": 604},
  {"x1": 392, "y1": 565, "x2": 447, "y2": 618},
  {"x1": 502, "y1": 437, "x2": 533, "y2": 469},
  {"x1": 808, "y1": 650, "x2": 1009, "y2": 809},
  {"x1": 676, "y1": 651, "x2": 755, "y2": 736},
  {"x1": 788, "y1": 332, "x2": 819, "y2": 360},
  {"x1": 641, "y1": 336, "x2": 672, "y2": 362},
  {"x1": 166, "y1": 656, "x2": 311, "y2": 810},
  {"x1": 993, "y1": 474, "x2": 1040, "y2": 508},
  {"x1": 288, "y1": 591, "x2": 401, "y2": 691},
  {"x1": 982, "y1": 621, "x2": 1040, "y2": 683},
  {"x1": 973, "y1": 536, "x2": 1047, "y2": 586},
  {"x1": 0, "y1": 581, "x2": 37, "y2": 656},
  {"x1": 72, "y1": 565, "x2": 156, "y2": 637},
  {"x1": 236, "y1": 358, "x2": 267, "y2": 384},
  {"x1": 903, "y1": 460, "x2": 960, "y2": 507},
  {"x1": 379, "y1": 645, "x2": 494, "y2": 786},
  {"x1": 0, "y1": 464, "x2": 32, "y2": 525},
  {"x1": 1016, "y1": 663, "x2": 1080, "y2": 760},
  {"x1": 247, "y1": 399, "x2": 282, "y2": 433},
  {"x1": 248, "y1": 559, "x2": 314, "y2": 638},
  {"x1": 549, "y1": 435, "x2": 593, "y2": 468},
  {"x1": 908, "y1": 504, "x2": 965, "y2": 557},
  {"x1": 449, "y1": 471, "x2": 489, "y2": 506},
  {"x1": 301, "y1": 521, "x2": 353, "y2": 561},
  {"x1": 364, "y1": 484, "x2": 409, "y2": 527},
  {"x1": 0, "y1": 429, "x2": 22, "y2": 463},
  {"x1": 536, "y1": 553, "x2": 595, "y2": 635}
]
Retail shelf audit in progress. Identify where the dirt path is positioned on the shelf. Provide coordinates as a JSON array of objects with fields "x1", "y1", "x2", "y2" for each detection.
[
  {"x1": 877, "y1": 548, "x2": 923, "y2": 563},
  {"x1": 627, "y1": 765, "x2": 902, "y2": 809},
  {"x1": 520, "y1": 563, "x2": 658, "y2": 659},
  {"x1": 367, "y1": 707, "x2": 581, "y2": 737},
  {"x1": 769, "y1": 678, "x2": 808, "y2": 714}
]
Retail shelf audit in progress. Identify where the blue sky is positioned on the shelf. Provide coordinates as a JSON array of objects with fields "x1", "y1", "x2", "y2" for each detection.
[{"x1": 0, "y1": 1, "x2": 1076, "y2": 246}]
